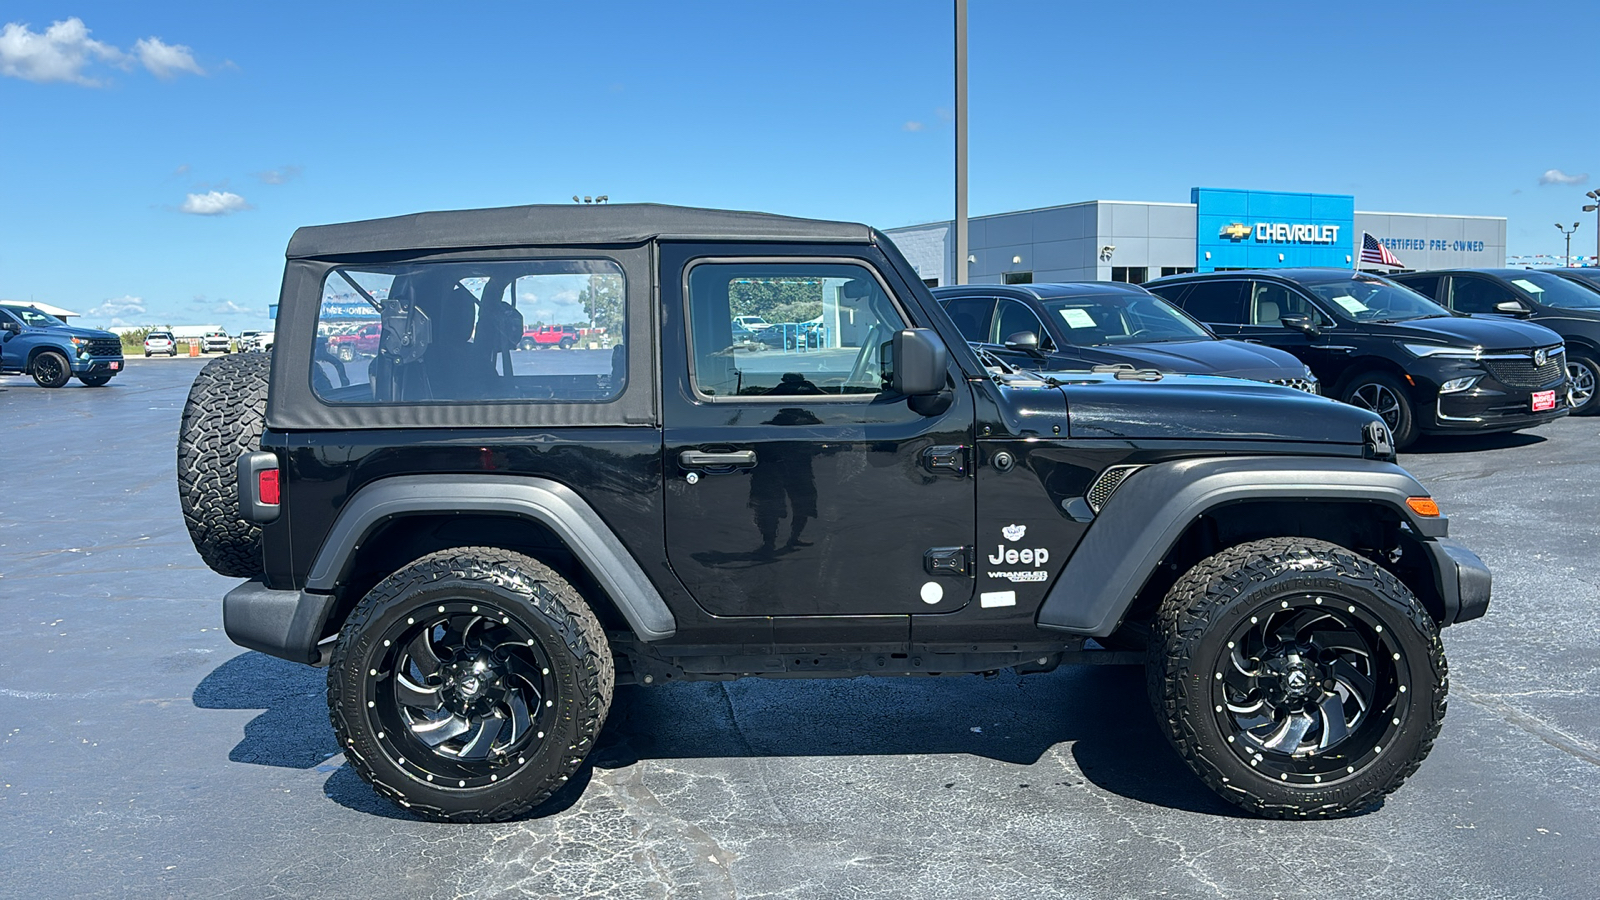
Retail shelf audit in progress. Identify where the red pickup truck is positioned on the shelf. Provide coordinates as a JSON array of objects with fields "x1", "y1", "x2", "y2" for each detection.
[
  {"x1": 326, "y1": 323, "x2": 381, "y2": 361},
  {"x1": 519, "y1": 324, "x2": 580, "y2": 350}
]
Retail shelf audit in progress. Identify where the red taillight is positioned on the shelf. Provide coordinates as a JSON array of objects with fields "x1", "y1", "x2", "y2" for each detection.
[{"x1": 257, "y1": 469, "x2": 280, "y2": 505}]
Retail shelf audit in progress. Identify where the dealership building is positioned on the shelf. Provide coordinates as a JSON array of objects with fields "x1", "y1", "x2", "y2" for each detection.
[{"x1": 887, "y1": 187, "x2": 1506, "y2": 287}]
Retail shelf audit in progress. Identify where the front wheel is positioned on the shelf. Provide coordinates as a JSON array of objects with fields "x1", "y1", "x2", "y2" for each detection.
[
  {"x1": 1342, "y1": 372, "x2": 1416, "y2": 449},
  {"x1": 1147, "y1": 537, "x2": 1446, "y2": 819},
  {"x1": 30, "y1": 351, "x2": 71, "y2": 388},
  {"x1": 328, "y1": 548, "x2": 613, "y2": 822},
  {"x1": 79, "y1": 375, "x2": 112, "y2": 387},
  {"x1": 1567, "y1": 354, "x2": 1598, "y2": 415}
]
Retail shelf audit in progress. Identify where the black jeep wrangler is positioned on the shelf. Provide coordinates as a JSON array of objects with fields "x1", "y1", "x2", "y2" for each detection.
[{"x1": 178, "y1": 204, "x2": 1490, "y2": 822}]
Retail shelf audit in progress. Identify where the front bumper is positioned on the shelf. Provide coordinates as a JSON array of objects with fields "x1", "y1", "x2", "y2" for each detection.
[
  {"x1": 72, "y1": 355, "x2": 124, "y2": 376},
  {"x1": 1421, "y1": 537, "x2": 1492, "y2": 624},
  {"x1": 1428, "y1": 385, "x2": 1569, "y2": 433},
  {"x1": 223, "y1": 579, "x2": 339, "y2": 665}
]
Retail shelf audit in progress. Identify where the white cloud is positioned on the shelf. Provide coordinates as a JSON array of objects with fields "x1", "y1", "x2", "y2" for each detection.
[
  {"x1": 0, "y1": 18, "x2": 123, "y2": 85},
  {"x1": 180, "y1": 190, "x2": 250, "y2": 216},
  {"x1": 902, "y1": 121, "x2": 925, "y2": 132},
  {"x1": 1539, "y1": 168, "x2": 1589, "y2": 186},
  {"x1": 253, "y1": 165, "x2": 302, "y2": 185},
  {"x1": 134, "y1": 37, "x2": 202, "y2": 79},
  {"x1": 0, "y1": 18, "x2": 205, "y2": 86},
  {"x1": 87, "y1": 295, "x2": 146, "y2": 318},
  {"x1": 213, "y1": 300, "x2": 252, "y2": 316}
]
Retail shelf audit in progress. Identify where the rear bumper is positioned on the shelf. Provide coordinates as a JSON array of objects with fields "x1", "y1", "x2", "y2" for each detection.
[
  {"x1": 223, "y1": 578, "x2": 338, "y2": 665},
  {"x1": 1422, "y1": 537, "x2": 1492, "y2": 624}
]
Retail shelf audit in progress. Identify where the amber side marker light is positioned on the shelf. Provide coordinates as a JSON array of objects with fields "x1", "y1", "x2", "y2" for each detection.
[{"x1": 1406, "y1": 497, "x2": 1440, "y2": 517}]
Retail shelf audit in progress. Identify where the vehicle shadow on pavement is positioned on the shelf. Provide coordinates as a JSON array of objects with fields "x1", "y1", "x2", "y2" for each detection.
[
  {"x1": 1407, "y1": 431, "x2": 1547, "y2": 454},
  {"x1": 193, "y1": 652, "x2": 1241, "y2": 820}
]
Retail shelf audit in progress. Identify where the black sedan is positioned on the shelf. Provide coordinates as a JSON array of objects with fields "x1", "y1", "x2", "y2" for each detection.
[
  {"x1": 932, "y1": 282, "x2": 1319, "y2": 393},
  {"x1": 1146, "y1": 269, "x2": 1568, "y2": 448},
  {"x1": 1390, "y1": 268, "x2": 1600, "y2": 415}
]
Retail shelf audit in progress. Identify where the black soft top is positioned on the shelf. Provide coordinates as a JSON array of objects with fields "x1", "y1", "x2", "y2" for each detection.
[{"x1": 286, "y1": 203, "x2": 874, "y2": 258}]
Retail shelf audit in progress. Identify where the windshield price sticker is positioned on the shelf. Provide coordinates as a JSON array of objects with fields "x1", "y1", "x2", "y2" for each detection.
[
  {"x1": 1060, "y1": 308, "x2": 1097, "y2": 329},
  {"x1": 1331, "y1": 295, "x2": 1370, "y2": 314}
]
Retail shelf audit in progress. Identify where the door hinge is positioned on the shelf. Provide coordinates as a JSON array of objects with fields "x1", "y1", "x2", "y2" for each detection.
[
  {"x1": 924, "y1": 546, "x2": 972, "y2": 576},
  {"x1": 921, "y1": 444, "x2": 969, "y2": 476}
]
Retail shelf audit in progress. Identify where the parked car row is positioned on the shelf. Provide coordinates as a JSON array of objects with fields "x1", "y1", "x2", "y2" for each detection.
[{"x1": 934, "y1": 268, "x2": 1578, "y2": 450}]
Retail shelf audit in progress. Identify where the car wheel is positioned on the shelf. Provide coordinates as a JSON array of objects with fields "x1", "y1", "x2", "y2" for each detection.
[
  {"x1": 519, "y1": 339, "x2": 536, "y2": 351},
  {"x1": 79, "y1": 375, "x2": 112, "y2": 387},
  {"x1": 30, "y1": 350, "x2": 72, "y2": 388},
  {"x1": 328, "y1": 547, "x2": 613, "y2": 823},
  {"x1": 559, "y1": 339, "x2": 575, "y2": 350},
  {"x1": 338, "y1": 345, "x2": 355, "y2": 362},
  {"x1": 1567, "y1": 354, "x2": 1598, "y2": 416},
  {"x1": 145, "y1": 351, "x2": 152, "y2": 357},
  {"x1": 1341, "y1": 373, "x2": 1415, "y2": 449},
  {"x1": 177, "y1": 353, "x2": 272, "y2": 577},
  {"x1": 1148, "y1": 537, "x2": 1446, "y2": 819}
]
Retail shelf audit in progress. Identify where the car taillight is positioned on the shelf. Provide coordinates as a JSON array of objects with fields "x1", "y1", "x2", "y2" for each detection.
[{"x1": 258, "y1": 469, "x2": 280, "y2": 505}]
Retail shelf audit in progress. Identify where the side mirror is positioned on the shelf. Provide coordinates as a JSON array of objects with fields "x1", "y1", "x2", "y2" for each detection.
[
  {"x1": 1495, "y1": 300, "x2": 1532, "y2": 316},
  {"x1": 890, "y1": 328, "x2": 948, "y2": 396},
  {"x1": 1002, "y1": 331, "x2": 1047, "y2": 359},
  {"x1": 0, "y1": 321, "x2": 18, "y2": 334},
  {"x1": 1280, "y1": 314, "x2": 1321, "y2": 338}
]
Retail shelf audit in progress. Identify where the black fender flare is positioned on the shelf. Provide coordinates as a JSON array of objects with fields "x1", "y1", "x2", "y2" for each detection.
[
  {"x1": 306, "y1": 474, "x2": 676, "y2": 640},
  {"x1": 1036, "y1": 456, "x2": 1450, "y2": 636}
]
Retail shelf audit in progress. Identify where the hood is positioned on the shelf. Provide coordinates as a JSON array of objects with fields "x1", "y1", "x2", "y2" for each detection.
[
  {"x1": 1037, "y1": 338, "x2": 1306, "y2": 382},
  {"x1": 1378, "y1": 315, "x2": 1562, "y2": 352},
  {"x1": 20, "y1": 320, "x2": 117, "y2": 340},
  {"x1": 1059, "y1": 373, "x2": 1378, "y2": 443}
]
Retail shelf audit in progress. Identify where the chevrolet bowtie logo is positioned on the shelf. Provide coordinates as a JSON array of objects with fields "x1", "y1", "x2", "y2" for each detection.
[{"x1": 1219, "y1": 223, "x2": 1253, "y2": 241}]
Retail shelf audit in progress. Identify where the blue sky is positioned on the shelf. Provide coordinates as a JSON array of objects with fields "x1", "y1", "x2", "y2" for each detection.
[{"x1": 2, "y1": 0, "x2": 1596, "y2": 330}]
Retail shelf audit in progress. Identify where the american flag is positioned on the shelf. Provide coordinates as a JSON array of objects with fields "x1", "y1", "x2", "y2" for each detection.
[{"x1": 1361, "y1": 232, "x2": 1404, "y2": 268}]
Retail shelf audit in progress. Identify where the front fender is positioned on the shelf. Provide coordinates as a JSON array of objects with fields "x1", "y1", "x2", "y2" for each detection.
[{"x1": 1036, "y1": 456, "x2": 1447, "y2": 636}]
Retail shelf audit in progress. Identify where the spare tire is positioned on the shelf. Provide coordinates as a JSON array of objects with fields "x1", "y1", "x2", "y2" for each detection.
[{"x1": 178, "y1": 353, "x2": 272, "y2": 577}]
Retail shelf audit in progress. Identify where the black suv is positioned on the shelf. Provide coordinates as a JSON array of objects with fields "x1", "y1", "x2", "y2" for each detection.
[
  {"x1": 1146, "y1": 269, "x2": 1569, "y2": 448},
  {"x1": 179, "y1": 205, "x2": 1492, "y2": 823},
  {"x1": 1389, "y1": 269, "x2": 1600, "y2": 416},
  {"x1": 933, "y1": 282, "x2": 1318, "y2": 392}
]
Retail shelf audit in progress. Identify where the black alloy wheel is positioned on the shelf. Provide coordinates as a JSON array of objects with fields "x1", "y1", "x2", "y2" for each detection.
[
  {"x1": 30, "y1": 350, "x2": 71, "y2": 388},
  {"x1": 1342, "y1": 373, "x2": 1415, "y2": 449},
  {"x1": 1148, "y1": 537, "x2": 1446, "y2": 818},
  {"x1": 329, "y1": 547, "x2": 612, "y2": 822},
  {"x1": 1568, "y1": 355, "x2": 1598, "y2": 415}
]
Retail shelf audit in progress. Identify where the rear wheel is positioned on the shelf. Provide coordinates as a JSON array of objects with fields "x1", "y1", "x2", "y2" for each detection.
[
  {"x1": 1568, "y1": 354, "x2": 1598, "y2": 415},
  {"x1": 1342, "y1": 372, "x2": 1415, "y2": 449},
  {"x1": 328, "y1": 548, "x2": 613, "y2": 822},
  {"x1": 1147, "y1": 537, "x2": 1446, "y2": 819}
]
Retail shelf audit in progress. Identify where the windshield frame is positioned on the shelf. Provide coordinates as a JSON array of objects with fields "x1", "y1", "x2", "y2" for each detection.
[{"x1": 1299, "y1": 275, "x2": 1451, "y2": 323}]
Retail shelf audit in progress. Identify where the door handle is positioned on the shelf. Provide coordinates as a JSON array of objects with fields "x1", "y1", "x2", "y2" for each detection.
[{"x1": 679, "y1": 449, "x2": 757, "y2": 468}]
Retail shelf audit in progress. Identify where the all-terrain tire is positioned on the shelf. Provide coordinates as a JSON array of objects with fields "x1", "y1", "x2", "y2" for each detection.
[
  {"x1": 328, "y1": 548, "x2": 614, "y2": 822},
  {"x1": 1146, "y1": 537, "x2": 1447, "y2": 819},
  {"x1": 177, "y1": 353, "x2": 272, "y2": 577}
]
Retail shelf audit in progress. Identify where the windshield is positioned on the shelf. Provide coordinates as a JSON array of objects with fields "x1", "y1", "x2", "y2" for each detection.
[
  {"x1": 2, "y1": 305, "x2": 65, "y2": 327},
  {"x1": 1511, "y1": 272, "x2": 1600, "y2": 309},
  {"x1": 1303, "y1": 276, "x2": 1449, "y2": 322},
  {"x1": 1039, "y1": 293, "x2": 1211, "y2": 345}
]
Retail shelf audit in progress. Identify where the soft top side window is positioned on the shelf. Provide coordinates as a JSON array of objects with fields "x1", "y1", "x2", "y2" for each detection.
[
  {"x1": 312, "y1": 258, "x2": 625, "y2": 405},
  {"x1": 685, "y1": 261, "x2": 907, "y2": 399}
]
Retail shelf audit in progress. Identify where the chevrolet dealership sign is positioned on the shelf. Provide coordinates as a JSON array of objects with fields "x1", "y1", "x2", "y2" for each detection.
[{"x1": 1220, "y1": 222, "x2": 1340, "y2": 244}]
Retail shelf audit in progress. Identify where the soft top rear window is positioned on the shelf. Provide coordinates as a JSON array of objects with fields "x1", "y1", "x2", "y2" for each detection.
[{"x1": 312, "y1": 258, "x2": 626, "y2": 405}]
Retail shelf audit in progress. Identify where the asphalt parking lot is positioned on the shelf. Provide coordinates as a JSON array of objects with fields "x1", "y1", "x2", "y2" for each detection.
[{"x1": 3, "y1": 357, "x2": 1598, "y2": 899}]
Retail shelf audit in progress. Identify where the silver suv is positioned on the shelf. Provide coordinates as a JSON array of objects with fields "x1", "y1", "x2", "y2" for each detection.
[{"x1": 144, "y1": 331, "x2": 177, "y2": 356}]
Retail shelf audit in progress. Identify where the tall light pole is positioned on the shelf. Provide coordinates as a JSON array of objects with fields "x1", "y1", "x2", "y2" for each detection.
[
  {"x1": 1584, "y1": 190, "x2": 1600, "y2": 266},
  {"x1": 1556, "y1": 222, "x2": 1581, "y2": 267},
  {"x1": 954, "y1": 0, "x2": 968, "y2": 285}
]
